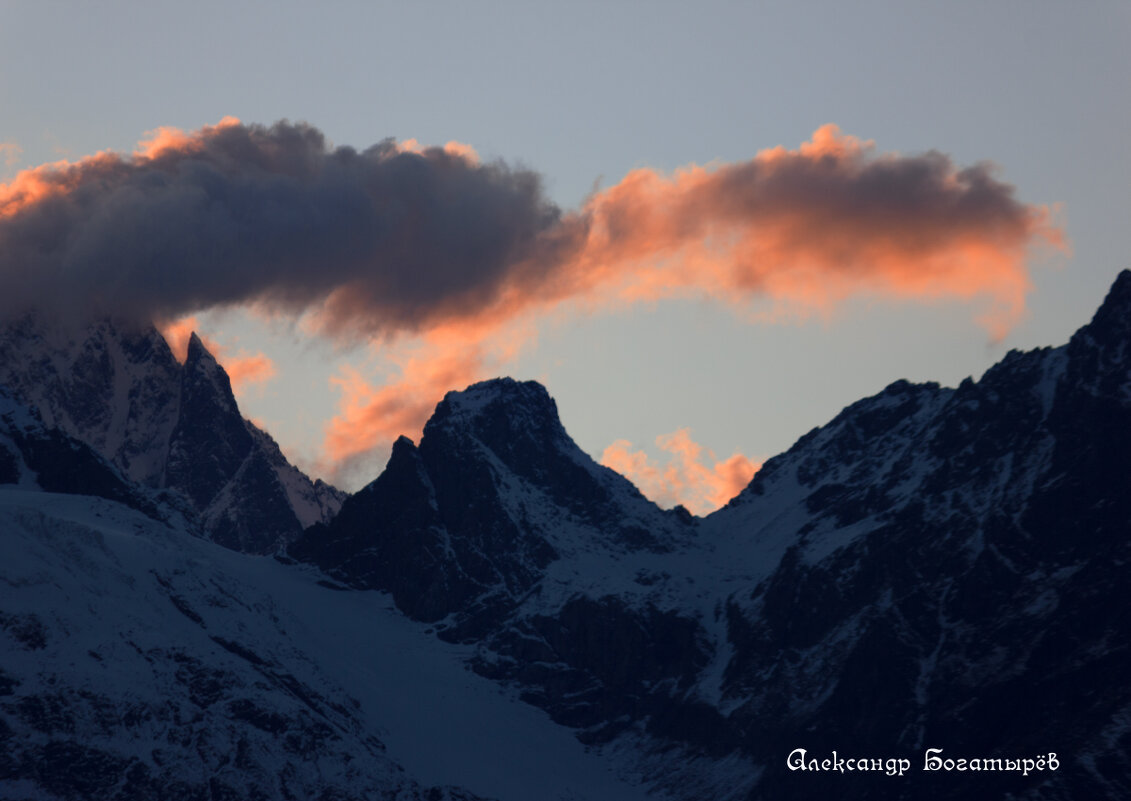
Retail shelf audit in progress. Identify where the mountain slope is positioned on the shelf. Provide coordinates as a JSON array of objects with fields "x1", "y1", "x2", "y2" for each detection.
[
  {"x1": 3, "y1": 272, "x2": 1130, "y2": 800},
  {"x1": 689, "y1": 273, "x2": 1131, "y2": 799},
  {"x1": 0, "y1": 481, "x2": 655, "y2": 801}
]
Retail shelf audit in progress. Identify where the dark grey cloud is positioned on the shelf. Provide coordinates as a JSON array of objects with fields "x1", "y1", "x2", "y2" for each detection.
[
  {"x1": 0, "y1": 121, "x2": 1061, "y2": 341},
  {"x1": 0, "y1": 120, "x2": 569, "y2": 336}
]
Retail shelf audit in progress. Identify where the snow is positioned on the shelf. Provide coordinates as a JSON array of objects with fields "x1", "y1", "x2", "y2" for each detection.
[
  {"x1": 1035, "y1": 347, "x2": 1068, "y2": 419},
  {"x1": 256, "y1": 573, "x2": 651, "y2": 801},
  {"x1": 0, "y1": 487, "x2": 653, "y2": 801}
]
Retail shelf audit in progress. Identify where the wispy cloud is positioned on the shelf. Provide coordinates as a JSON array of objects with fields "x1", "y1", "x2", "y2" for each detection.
[
  {"x1": 322, "y1": 318, "x2": 538, "y2": 485},
  {"x1": 0, "y1": 142, "x2": 20, "y2": 166},
  {"x1": 600, "y1": 429, "x2": 760, "y2": 515},
  {"x1": 0, "y1": 142, "x2": 22, "y2": 180}
]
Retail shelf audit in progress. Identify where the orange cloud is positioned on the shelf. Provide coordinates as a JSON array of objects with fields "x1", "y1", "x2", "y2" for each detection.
[
  {"x1": 224, "y1": 351, "x2": 277, "y2": 392},
  {"x1": 320, "y1": 317, "x2": 540, "y2": 482},
  {"x1": 0, "y1": 119, "x2": 1063, "y2": 342},
  {"x1": 601, "y1": 429, "x2": 760, "y2": 515},
  {"x1": 323, "y1": 342, "x2": 486, "y2": 467},
  {"x1": 314, "y1": 125, "x2": 1063, "y2": 349},
  {"x1": 0, "y1": 151, "x2": 115, "y2": 220},
  {"x1": 396, "y1": 137, "x2": 480, "y2": 163},
  {"x1": 558, "y1": 125, "x2": 1064, "y2": 339},
  {"x1": 157, "y1": 316, "x2": 202, "y2": 362},
  {"x1": 133, "y1": 116, "x2": 241, "y2": 160}
]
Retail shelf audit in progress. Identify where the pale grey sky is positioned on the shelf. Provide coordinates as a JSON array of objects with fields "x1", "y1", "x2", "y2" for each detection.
[{"x1": 2, "y1": 1, "x2": 1128, "y2": 507}]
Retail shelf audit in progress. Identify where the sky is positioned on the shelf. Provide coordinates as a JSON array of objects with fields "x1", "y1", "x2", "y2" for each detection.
[{"x1": 1, "y1": 2, "x2": 1128, "y2": 514}]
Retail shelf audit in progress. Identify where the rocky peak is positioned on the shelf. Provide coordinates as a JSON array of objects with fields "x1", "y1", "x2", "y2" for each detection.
[
  {"x1": 182, "y1": 332, "x2": 240, "y2": 416},
  {"x1": 420, "y1": 378, "x2": 689, "y2": 546},
  {"x1": 163, "y1": 333, "x2": 344, "y2": 552},
  {"x1": 166, "y1": 335, "x2": 253, "y2": 511},
  {"x1": 425, "y1": 378, "x2": 570, "y2": 456},
  {"x1": 422, "y1": 378, "x2": 604, "y2": 494},
  {"x1": 1062, "y1": 269, "x2": 1131, "y2": 404},
  {"x1": 292, "y1": 378, "x2": 694, "y2": 631},
  {"x1": 1077, "y1": 268, "x2": 1131, "y2": 347}
]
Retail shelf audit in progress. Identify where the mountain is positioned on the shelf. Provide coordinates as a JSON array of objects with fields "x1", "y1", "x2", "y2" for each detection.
[
  {"x1": 289, "y1": 271, "x2": 1131, "y2": 800},
  {"x1": 0, "y1": 316, "x2": 343, "y2": 552},
  {"x1": 290, "y1": 378, "x2": 695, "y2": 628},
  {"x1": 2, "y1": 271, "x2": 1130, "y2": 800}
]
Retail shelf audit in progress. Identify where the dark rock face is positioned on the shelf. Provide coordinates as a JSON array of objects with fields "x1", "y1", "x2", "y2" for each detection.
[
  {"x1": 0, "y1": 316, "x2": 183, "y2": 487},
  {"x1": 165, "y1": 334, "x2": 254, "y2": 511},
  {"x1": 0, "y1": 440, "x2": 20, "y2": 484},
  {"x1": 293, "y1": 436, "x2": 470, "y2": 622},
  {"x1": 291, "y1": 378, "x2": 693, "y2": 626},
  {"x1": 163, "y1": 334, "x2": 313, "y2": 553},
  {"x1": 477, "y1": 596, "x2": 719, "y2": 747}
]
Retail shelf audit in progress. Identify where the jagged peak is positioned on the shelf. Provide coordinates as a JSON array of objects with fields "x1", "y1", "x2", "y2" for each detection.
[
  {"x1": 185, "y1": 331, "x2": 214, "y2": 363},
  {"x1": 181, "y1": 330, "x2": 239, "y2": 413},
  {"x1": 1105, "y1": 268, "x2": 1131, "y2": 303},
  {"x1": 1075, "y1": 268, "x2": 1131, "y2": 349}
]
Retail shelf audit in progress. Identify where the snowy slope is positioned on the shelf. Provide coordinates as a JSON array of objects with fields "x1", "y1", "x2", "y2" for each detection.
[{"x1": 0, "y1": 486, "x2": 653, "y2": 801}]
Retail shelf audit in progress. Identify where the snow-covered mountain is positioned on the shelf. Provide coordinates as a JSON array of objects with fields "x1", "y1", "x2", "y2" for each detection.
[
  {"x1": 290, "y1": 378, "x2": 695, "y2": 626},
  {"x1": 3, "y1": 272, "x2": 1130, "y2": 800},
  {"x1": 289, "y1": 272, "x2": 1131, "y2": 799},
  {"x1": 0, "y1": 317, "x2": 343, "y2": 552}
]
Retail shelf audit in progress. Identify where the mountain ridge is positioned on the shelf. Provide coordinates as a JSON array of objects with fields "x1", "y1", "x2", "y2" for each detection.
[{"x1": 1, "y1": 270, "x2": 1129, "y2": 799}]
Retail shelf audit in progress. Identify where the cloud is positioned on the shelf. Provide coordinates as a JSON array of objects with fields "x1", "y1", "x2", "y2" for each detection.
[
  {"x1": 157, "y1": 316, "x2": 202, "y2": 362},
  {"x1": 0, "y1": 119, "x2": 1063, "y2": 343},
  {"x1": 566, "y1": 125, "x2": 1066, "y2": 339},
  {"x1": 0, "y1": 142, "x2": 21, "y2": 174},
  {"x1": 224, "y1": 351, "x2": 277, "y2": 392},
  {"x1": 0, "y1": 118, "x2": 561, "y2": 334},
  {"x1": 324, "y1": 345, "x2": 486, "y2": 470},
  {"x1": 600, "y1": 429, "x2": 760, "y2": 515},
  {"x1": 0, "y1": 118, "x2": 1066, "y2": 499},
  {"x1": 321, "y1": 318, "x2": 538, "y2": 484}
]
